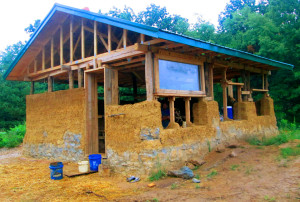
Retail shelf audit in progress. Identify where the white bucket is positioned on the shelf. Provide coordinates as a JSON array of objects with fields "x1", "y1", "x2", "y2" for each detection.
[{"x1": 78, "y1": 161, "x2": 89, "y2": 173}]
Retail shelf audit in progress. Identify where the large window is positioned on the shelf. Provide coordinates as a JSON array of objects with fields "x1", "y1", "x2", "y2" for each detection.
[
  {"x1": 154, "y1": 53, "x2": 205, "y2": 97},
  {"x1": 159, "y1": 60, "x2": 201, "y2": 91}
]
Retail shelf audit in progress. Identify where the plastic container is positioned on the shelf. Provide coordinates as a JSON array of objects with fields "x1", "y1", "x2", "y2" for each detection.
[
  {"x1": 89, "y1": 154, "x2": 102, "y2": 171},
  {"x1": 78, "y1": 161, "x2": 89, "y2": 173},
  {"x1": 227, "y1": 106, "x2": 233, "y2": 119},
  {"x1": 49, "y1": 162, "x2": 63, "y2": 180}
]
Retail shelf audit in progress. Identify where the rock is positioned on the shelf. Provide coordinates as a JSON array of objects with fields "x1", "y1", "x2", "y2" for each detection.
[
  {"x1": 147, "y1": 183, "x2": 156, "y2": 188},
  {"x1": 216, "y1": 145, "x2": 225, "y2": 153},
  {"x1": 229, "y1": 151, "x2": 237, "y2": 157},
  {"x1": 187, "y1": 160, "x2": 206, "y2": 167},
  {"x1": 192, "y1": 178, "x2": 201, "y2": 183},
  {"x1": 167, "y1": 166, "x2": 194, "y2": 179},
  {"x1": 185, "y1": 162, "x2": 196, "y2": 170}
]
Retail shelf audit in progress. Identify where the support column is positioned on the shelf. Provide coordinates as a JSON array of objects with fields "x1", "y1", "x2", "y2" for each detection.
[
  {"x1": 30, "y1": 81, "x2": 35, "y2": 95},
  {"x1": 78, "y1": 68, "x2": 83, "y2": 88},
  {"x1": 169, "y1": 97, "x2": 175, "y2": 124},
  {"x1": 237, "y1": 86, "x2": 242, "y2": 102},
  {"x1": 222, "y1": 68, "x2": 228, "y2": 119},
  {"x1": 48, "y1": 76, "x2": 53, "y2": 92},
  {"x1": 69, "y1": 70, "x2": 74, "y2": 89},
  {"x1": 184, "y1": 97, "x2": 192, "y2": 126},
  {"x1": 145, "y1": 52, "x2": 154, "y2": 101},
  {"x1": 104, "y1": 67, "x2": 119, "y2": 105}
]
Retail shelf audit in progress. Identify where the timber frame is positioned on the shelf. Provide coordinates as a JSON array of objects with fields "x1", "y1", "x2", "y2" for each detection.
[{"x1": 4, "y1": 4, "x2": 294, "y2": 154}]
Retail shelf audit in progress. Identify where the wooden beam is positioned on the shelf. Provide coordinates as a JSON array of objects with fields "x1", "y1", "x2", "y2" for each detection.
[
  {"x1": 94, "y1": 21, "x2": 97, "y2": 56},
  {"x1": 42, "y1": 47, "x2": 45, "y2": 70},
  {"x1": 81, "y1": 18, "x2": 85, "y2": 59},
  {"x1": 51, "y1": 37, "x2": 54, "y2": 68},
  {"x1": 145, "y1": 52, "x2": 154, "y2": 101},
  {"x1": 70, "y1": 16, "x2": 74, "y2": 63},
  {"x1": 184, "y1": 97, "x2": 192, "y2": 126},
  {"x1": 104, "y1": 67, "x2": 118, "y2": 105},
  {"x1": 108, "y1": 25, "x2": 111, "y2": 53},
  {"x1": 60, "y1": 26, "x2": 63, "y2": 65},
  {"x1": 78, "y1": 68, "x2": 83, "y2": 88},
  {"x1": 30, "y1": 81, "x2": 35, "y2": 95},
  {"x1": 48, "y1": 76, "x2": 53, "y2": 92},
  {"x1": 69, "y1": 70, "x2": 74, "y2": 89},
  {"x1": 123, "y1": 29, "x2": 127, "y2": 49}
]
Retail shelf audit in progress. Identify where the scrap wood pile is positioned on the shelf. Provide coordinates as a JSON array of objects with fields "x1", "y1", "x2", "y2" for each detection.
[{"x1": 0, "y1": 160, "x2": 138, "y2": 201}]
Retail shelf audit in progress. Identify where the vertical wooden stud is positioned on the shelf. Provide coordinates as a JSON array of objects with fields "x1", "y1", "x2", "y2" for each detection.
[
  {"x1": 81, "y1": 18, "x2": 85, "y2": 59},
  {"x1": 145, "y1": 52, "x2": 154, "y2": 101},
  {"x1": 42, "y1": 47, "x2": 45, "y2": 70},
  {"x1": 70, "y1": 16, "x2": 73, "y2": 63},
  {"x1": 209, "y1": 63, "x2": 214, "y2": 99},
  {"x1": 48, "y1": 76, "x2": 53, "y2": 92},
  {"x1": 222, "y1": 68, "x2": 228, "y2": 119},
  {"x1": 200, "y1": 63, "x2": 205, "y2": 93},
  {"x1": 69, "y1": 70, "x2": 74, "y2": 89},
  {"x1": 51, "y1": 37, "x2": 54, "y2": 68},
  {"x1": 237, "y1": 85, "x2": 242, "y2": 102},
  {"x1": 104, "y1": 67, "x2": 119, "y2": 105},
  {"x1": 60, "y1": 26, "x2": 63, "y2": 65},
  {"x1": 262, "y1": 74, "x2": 265, "y2": 89},
  {"x1": 184, "y1": 97, "x2": 192, "y2": 126},
  {"x1": 78, "y1": 68, "x2": 83, "y2": 88},
  {"x1": 30, "y1": 81, "x2": 35, "y2": 95},
  {"x1": 140, "y1": 34, "x2": 145, "y2": 44},
  {"x1": 34, "y1": 59, "x2": 37, "y2": 73},
  {"x1": 169, "y1": 97, "x2": 175, "y2": 124},
  {"x1": 94, "y1": 21, "x2": 97, "y2": 56},
  {"x1": 108, "y1": 25, "x2": 111, "y2": 53},
  {"x1": 123, "y1": 29, "x2": 127, "y2": 49}
]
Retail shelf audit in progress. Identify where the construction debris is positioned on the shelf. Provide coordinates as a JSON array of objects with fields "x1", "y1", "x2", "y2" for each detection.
[
  {"x1": 126, "y1": 176, "x2": 140, "y2": 183},
  {"x1": 147, "y1": 183, "x2": 156, "y2": 188},
  {"x1": 192, "y1": 178, "x2": 201, "y2": 183}
]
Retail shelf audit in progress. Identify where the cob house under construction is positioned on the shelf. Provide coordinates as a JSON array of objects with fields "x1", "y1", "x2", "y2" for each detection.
[{"x1": 4, "y1": 4, "x2": 294, "y2": 174}]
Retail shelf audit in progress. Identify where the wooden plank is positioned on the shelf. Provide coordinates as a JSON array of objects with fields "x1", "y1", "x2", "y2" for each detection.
[
  {"x1": 111, "y1": 57, "x2": 145, "y2": 67},
  {"x1": 69, "y1": 70, "x2": 74, "y2": 89},
  {"x1": 184, "y1": 97, "x2": 192, "y2": 126},
  {"x1": 85, "y1": 73, "x2": 99, "y2": 155},
  {"x1": 108, "y1": 25, "x2": 111, "y2": 53},
  {"x1": 81, "y1": 19, "x2": 85, "y2": 59},
  {"x1": 70, "y1": 16, "x2": 73, "y2": 63},
  {"x1": 251, "y1": 89, "x2": 269, "y2": 92},
  {"x1": 242, "y1": 91, "x2": 251, "y2": 95},
  {"x1": 145, "y1": 52, "x2": 154, "y2": 101},
  {"x1": 30, "y1": 81, "x2": 35, "y2": 95},
  {"x1": 123, "y1": 29, "x2": 127, "y2": 49},
  {"x1": 227, "y1": 81, "x2": 244, "y2": 86},
  {"x1": 64, "y1": 170, "x2": 97, "y2": 178},
  {"x1": 48, "y1": 76, "x2": 53, "y2": 92},
  {"x1": 237, "y1": 86, "x2": 242, "y2": 102},
  {"x1": 169, "y1": 97, "x2": 175, "y2": 124},
  {"x1": 51, "y1": 37, "x2": 54, "y2": 68},
  {"x1": 60, "y1": 26, "x2": 63, "y2": 65},
  {"x1": 94, "y1": 21, "x2": 97, "y2": 56},
  {"x1": 104, "y1": 67, "x2": 118, "y2": 105},
  {"x1": 78, "y1": 68, "x2": 83, "y2": 88},
  {"x1": 42, "y1": 47, "x2": 45, "y2": 70}
]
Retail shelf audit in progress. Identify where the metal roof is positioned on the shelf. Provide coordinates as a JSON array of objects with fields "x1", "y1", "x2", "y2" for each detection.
[{"x1": 3, "y1": 3, "x2": 294, "y2": 79}]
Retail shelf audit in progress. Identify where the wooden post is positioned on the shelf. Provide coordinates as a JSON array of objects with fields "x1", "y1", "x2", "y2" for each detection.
[
  {"x1": 81, "y1": 19, "x2": 85, "y2": 59},
  {"x1": 209, "y1": 63, "x2": 214, "y2": 99},
  {"x1": 222, "y1": 68, "x2": 228, "y2": 119},
  {"x1": 104, "y1": 67, "x2": 118, "y2": 105},
  {"x1": 262, "y1": 74, "x2": 265, "y2": 89},
  {"x1": 94, "y1": 21, "x2": 97, "y2": 56},
  {"x1": 123, "y1": 29, "x2": 127, "y2": 49},
  {"x1": 237, "y1": 85, "x2": 242, "y2": 102},
  {"x1": 85, "y1": 73, "x2": 99, "y2": 155},
  {"x1": 246, "y1": 71, "x2": 252, "y2": 101},
  {"x1": 184, "y1": 97, "x2": 192, "y2": 126},
  {"x1": 140, "y1": 34, "x2": 145, "y2": 44},
  {"x1": 132, "y1": 73, "x2": 138, "y2": 102},
  {"x1": 48, "y1": 76, "x2": 53, "y2": 92},
  {"x1": 60, "y1": 26, "x2": 63, "y2": 65},
  {"x1": 34, "y1": 59, "x2": 37, "y2": 73},
  {"x1": 108, "y1": 25, "x2": 111, "y2": 53},
  {"x1": 42, "y1": 47, "x2": 45, "y2": 70},
  {"x1": 78, "y1": 68, "x2": 83, "y2": 88},
  {"x1": 69, "y1": 70, "x2": 74, "y2": 89},
  {"x1": 228, "y1": 81, "x2": 233, "y2": 97},
  {"x1": 204, "y1": 63, "x2": 214, "y2": 99},
  {"x1": 30, "y1": 81, "x2": 35, "y2": 95},
  {"x1": 169, "y1": 97, "x2": 175, "y2": 124},
  {"x1": 70, "y1": 16, "x2": 73, "y2": 63},
  {"x1": 145, "y1": 52, "x2": 154, "y2": 101},
  {"x1": 265, "y1": 74, "x2": 269, "y2": 90},
  {"x1": 51, "y1": 37, "x2": 54, "y2": 68}
]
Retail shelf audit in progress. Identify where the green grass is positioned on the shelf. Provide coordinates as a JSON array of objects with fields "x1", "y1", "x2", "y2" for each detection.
[
  {"x1": 230, "y1": 164, "x2": 239, "y2": 171},
  {"x1": 195, "y1": 184, "x2": 201, "y2": 189},
  {"x1": 170, "y1": 183, "x2": 178, "y2": 190},
  {"x1": 247, "y1": 130, "x2": 300, "y2": 146},
  {"x1": 194, "y1": 174, "x2": 200, "y2": 179},
  {"x1": 264, "y1": 195, "x2": 276, "y2": 201},
  {"x1": 206, "y1": 169, "x2": 218, "y2": 179},
  {"x1": 0, "y1": 124, "x2": 26, "y2": 148},
  {"x1": 148, "y1": 169, "x2": 167, "y2": 181},
  {"x1": 207, "y1": 140, "x2": 211, "y2": 152},
  {"x1": 280, "y1": 147, "x2": 300, "y2": 158}
]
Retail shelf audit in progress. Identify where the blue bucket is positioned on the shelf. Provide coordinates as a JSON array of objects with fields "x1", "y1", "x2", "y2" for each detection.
[
  {"x1": 227, "y1": 106, "x2": 233, "y2": 119},
  {"x1": 49, "y1": 162, "x2": 63, "y2": 180},
  {"x1": 89, "y1": 154, "x2": 102, "y2": 171}
]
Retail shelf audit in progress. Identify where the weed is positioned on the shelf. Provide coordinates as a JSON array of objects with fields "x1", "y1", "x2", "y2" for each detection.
[
  {"x1": 195, "y1": 184, "x2": 201, "y2": 189},
  {"x1": 152, "y1": 198, "x2": 159, "y2": 202},
  {"x1": 280, "y1": 147, "x2": 300, "y2": 158},
  {"x1": 206, "y1": 169, "x2": 218, "y2": 179},
  {"x1": 230, "y1": 164, "x2": 239, "y2": 171},
  {"x1": 192, "y1": 166, "x2": 200, "y2": 171},
  {"x1": 148, "y1": 169, "x2": 167, "y2": 181},
  {"x1": 0, "y1": 124, "x2": 26, "y2": 148},
  {"x1": 194, "y1": 174, "x2": 200, "y2": 179},
  {"x1": 170, "y1": 183, "x2": 178, "y2": 190},
  {"x1": 207, "y1": 140, "x2": 211, "y2": 152},
  {"x1": 264, "y1": 195, "x2": 276, "y2": 201},
  {"x1": 245, "y1": 166, "x2": 253, "y2": 175}
]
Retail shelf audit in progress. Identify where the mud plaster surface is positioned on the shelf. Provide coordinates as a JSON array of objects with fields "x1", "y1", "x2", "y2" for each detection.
[{"x1": 24, "y1": 88, "x2": 86, "y2": 160}]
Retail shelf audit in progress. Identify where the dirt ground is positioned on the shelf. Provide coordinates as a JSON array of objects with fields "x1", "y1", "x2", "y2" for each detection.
[{"x1": 0, "y1": 141, "x2": 299, "y2": 201}]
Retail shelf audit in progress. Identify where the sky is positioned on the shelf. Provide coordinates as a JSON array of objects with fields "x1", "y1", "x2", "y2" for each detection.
[{"x1": 0, "y1": 0, "x2": 230, "y2": 52}]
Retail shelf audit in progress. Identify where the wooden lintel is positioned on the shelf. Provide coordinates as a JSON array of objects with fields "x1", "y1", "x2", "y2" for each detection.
[{"x1": 61, "y1": 65, "x2": 71, "y2": 71}]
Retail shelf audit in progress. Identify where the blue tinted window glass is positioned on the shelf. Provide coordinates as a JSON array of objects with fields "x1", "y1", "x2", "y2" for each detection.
[{"x1": 159, "y1": 60, "x2": 200, "y2": 91}]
